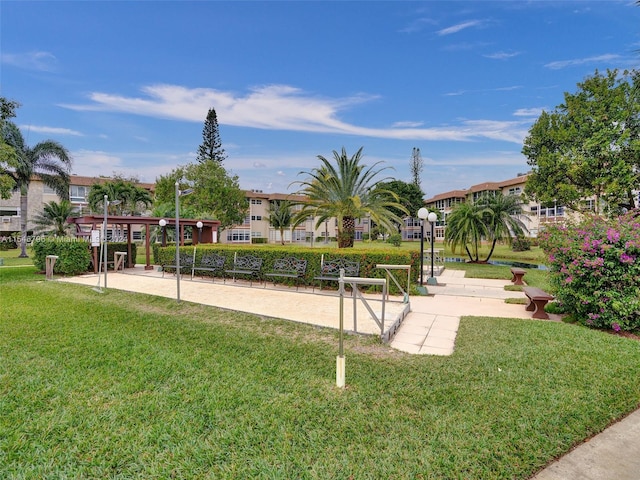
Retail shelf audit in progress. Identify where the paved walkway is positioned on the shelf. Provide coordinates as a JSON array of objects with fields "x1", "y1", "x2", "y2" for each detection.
[{"x1": 56, "y1": 266, "x2": 640, "y2": 479}]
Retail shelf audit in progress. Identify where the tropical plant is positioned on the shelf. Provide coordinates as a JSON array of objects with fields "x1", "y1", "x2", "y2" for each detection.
[
  {"x1": 32, "y1": 200, "x2": 76, "y2": 236},
  {"x1": 539, "y1": 211, "x2": 640, "y2": 332},
  {"x1": 1, "y1": 122, "x2": 71, "y2": 257},
  {"x1": 291, "y1": 147, "x2": 407, "y2": 248},
  {"x1": 88, "y1": 179, "x2": 152, "y2": 215},
  {"x1": 445, "y1": 201, "x2": 487, "y2": 262},
  {"x1": 479, "y1": 193, "x2": 528, "y2": 261},
  {"x1": 267, "y1": 199, "x2": 294, "y2": 245},
  {"x1": 0, "y1": 97, "x2": 20, "y2": 199}
]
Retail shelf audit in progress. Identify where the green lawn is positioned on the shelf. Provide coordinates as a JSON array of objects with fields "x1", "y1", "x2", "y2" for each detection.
[{"x1": 1, "y1": 267, "x2": 639, "y2": 479}]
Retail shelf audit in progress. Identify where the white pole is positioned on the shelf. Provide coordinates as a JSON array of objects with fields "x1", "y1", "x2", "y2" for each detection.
[{"x1": 336, "y1": 268, "x2": 346, "y2": 388}]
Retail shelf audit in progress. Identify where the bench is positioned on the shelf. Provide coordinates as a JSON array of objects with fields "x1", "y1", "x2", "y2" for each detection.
[
  {"x1": 510, "y1": 267, "x2": 526, "y2": 285},
  {"x1": 192, "y1": 252, "x2": 226, "y2": 282},
  {"x1": 314, "y1": 257, "x2": 360, "y2": 291},
  {"x1": 162, "y1": 251, "x2": 195, "y2": 277},
  {"x1": 264, "y1": 257, "x2": 307, "y2": 290},
  {"x1": 225, "y1": 254, "x2": 263, "y2": 286},
  {"x1": 523, "y1": 287, "x2": 554, "y2": 319}
]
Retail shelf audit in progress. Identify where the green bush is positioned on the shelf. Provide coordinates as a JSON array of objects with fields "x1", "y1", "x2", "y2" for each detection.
[
  {"x1": 156, "y1": 245, "x2": 420, "y2": 295},
  {"x1": 387, "y1": 233, "x2": 402, "y2": 247},
  {"x1": 512, "y1": 235, "x2": 531, "y2": 252},
  {"x1": 539, "y1": 211, "x2": 640, "y2": 332},
  {"x1": 32, "y1": 237, "x2": 91, "y2": 275}
]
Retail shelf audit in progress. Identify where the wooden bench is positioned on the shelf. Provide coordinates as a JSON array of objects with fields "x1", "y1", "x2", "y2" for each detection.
[
  {"x1": 264, "y1": 257, "x2": 307, "y2": 290},
  {"x1": 225, "y1": 254, "x2": 263, "y2": 286},
  {"x1": 191, "y1": 252, "x2": 226, "y2": 282},
  {"x1": 510, "y1": 267, "x2": 526, "y2": 285},
  {"x1": 523, "y1": 287, "x2": 554, "y2": 319},
  {"x1": 314, "y1": 257, "x2": 360, "y2": 291},
  {"x1": 162, "y1": 251, "x2": 195, "y2": 277}
]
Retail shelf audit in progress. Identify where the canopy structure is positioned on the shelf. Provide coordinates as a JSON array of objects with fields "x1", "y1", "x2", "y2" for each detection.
[{"x1": 68, "y1": 215, "x2": 221, "y2": 271}]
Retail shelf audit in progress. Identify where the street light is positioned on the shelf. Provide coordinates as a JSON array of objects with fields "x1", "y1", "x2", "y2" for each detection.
[
  {"x1": 196, "y1": 221, "x2": 203, "y2": 244},
  {"x1": 102, "y1": 194, "x2": 121, "y2": 289},
  {"x1": 158, "y1": 219, "x2": 167, "y2": 247},
  {"x1": 175, "y1": 182, "x2": 194, "y2": 303},
  {"x1": 417, "y1": 207, "x2": 428, "y2": 286},
  {"x1": 427, "y1": 211, "x2": 438, "y2": 285}
]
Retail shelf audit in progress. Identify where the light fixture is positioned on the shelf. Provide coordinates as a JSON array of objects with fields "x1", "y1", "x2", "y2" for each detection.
[
  {"x1": 427, "y1": 211, "x2": 438, "y2": 285},
  {"x1": 196, "y1": 221, "x2": 203, "y2": 244},
  {"x1": 175, "y1": 182, "x2": 194, "y2": 302},
  {"x1": 159, "y1": 218, "x2": 167, "y2": 247},
  {"x1": 102, "y1": 194, "x2": 121, "y2": 289},
  {"x1": 417, "y1": 207, "x2": 428, "y2": 286}
]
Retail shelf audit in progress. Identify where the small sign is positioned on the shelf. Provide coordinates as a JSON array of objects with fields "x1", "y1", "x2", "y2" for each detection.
[{"x1": 91, "y1": 230, "x2": 100, "y2": 247}]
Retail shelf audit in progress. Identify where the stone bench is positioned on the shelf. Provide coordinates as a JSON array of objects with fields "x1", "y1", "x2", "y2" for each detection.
[
  {"x1": 523, "y1": 286, "x2": 554, "y2": 319},
  {"x1": 510, "y1": 267, "x2": 526, "y2": 285}
]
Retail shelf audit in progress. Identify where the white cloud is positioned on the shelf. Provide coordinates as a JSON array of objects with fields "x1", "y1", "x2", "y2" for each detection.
[
  {"x1": 1, "y1": 51, "x2": 58, "y2": 72},
  {"x1": 437, "y1": 20, "x2": 484, "y2": 36},
  {"x1": 19, "y1": 125, "x2": 83, "y2": 136},
  {"x1": 513, "y1": 107, "x2": 546, "y2": 117},
  {"x1": 544, "y1": 54, "x2": 621, "y2": 70},
  {"x1": 62, "y1": 83, "x2": 528, "y2": 144},
  {"x1": 484, "y1": 51, "x2": 521, "y2": 60},
  {"x1": 392, "y1": 121, "x2": 424, "y2": 128}
]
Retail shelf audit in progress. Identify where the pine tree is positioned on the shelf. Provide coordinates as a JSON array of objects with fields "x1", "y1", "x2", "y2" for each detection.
[
  {"x1": 196, "y1": 107, "x2": 226, "y2": 164},
  {"x1": 410, "y1": 147, "x2": 423, "y2": 188}
]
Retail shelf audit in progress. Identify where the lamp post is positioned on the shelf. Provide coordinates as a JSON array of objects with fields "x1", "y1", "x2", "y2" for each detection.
[
  {"x1": 102, "y1": 194, "x2": 121, "y2": 289},
  {"x1": 158, "y1": 219, "x2": 167, "y2": 247},
  {"x1": 196, "y1": 221, "x2": 203, "y2": 244},
  {"x1": 427, "y1": 211, "x2": 438, "y2": 285},
  {"x1": 417, "y1": 207, "x2": 428, "y2": 286},
  {"x1": 175, "y1": 182, "x2": 194, "y2": 303}
]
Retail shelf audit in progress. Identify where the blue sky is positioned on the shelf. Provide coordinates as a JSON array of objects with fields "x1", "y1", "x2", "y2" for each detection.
[{"x1": 2, "y1": 1, "x2": 639, "y2": 199}]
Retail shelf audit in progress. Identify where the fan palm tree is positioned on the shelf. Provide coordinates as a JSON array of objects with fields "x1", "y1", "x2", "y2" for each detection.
[
  {"x1": 444, "y1": 201, "x2": 487, "y2": 262},
  {"x1": 479, "y1": 193, "x2": 528, "y2": 262},
  {"x1": 1, "y1": 122, "x2": 71, "y2": 257},
  {"x1": 33, "y1": 200, "x2": 76, "y2": 236},
  {"x1": 88, "y1": 180, "x2": 152, "y2": 215},
  {"x1": 291, "y1": 147, "x2": 407, "y2": 248},
  {"x1": 267, "y1": 199, "x2": 294, "y2": 245}
]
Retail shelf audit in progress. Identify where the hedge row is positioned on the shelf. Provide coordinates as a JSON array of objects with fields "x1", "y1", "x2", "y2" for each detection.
[{"x1": 155, "y1": 245, "x2": 420, "y2": 295}]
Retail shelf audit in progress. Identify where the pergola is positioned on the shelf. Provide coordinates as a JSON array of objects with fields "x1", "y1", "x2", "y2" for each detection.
[{"x1": 68, "y1": 215, "x2": 221, "y2": 271}]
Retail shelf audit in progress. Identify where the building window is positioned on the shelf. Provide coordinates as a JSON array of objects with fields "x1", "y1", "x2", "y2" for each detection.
[
  {"x1": 227, "y1": 229, "x2": 250, "y2": 242},
  {"x1": 251, "y1": 215, "x2": 262, "y2": 221},
  {"x1": 70, "y1": 185, "x2": 88, "y2": 203},
  {"x1": 251, "y1": 199, "x2": 262, "y2": 205},
  {"x1": 43, "y1": 185, "x2": 57, "y2": 194}
]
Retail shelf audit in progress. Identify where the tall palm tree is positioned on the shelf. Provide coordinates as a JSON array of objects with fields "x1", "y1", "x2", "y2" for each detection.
[
  {"x1": 479, "y1": 193, "x2": 528, "y2": 262},
  {"x1": 291, "y1": 147, "x2": 407, "y2": 248},
  {"x1": 267, "y1": 199, "x2": 294, "y2": 245},
  {"x1": 444, "y1": 201, "x2": 487, "y2": 262},
  {"x1": 88, "y1": 180, "x2": 152, "y2": 215},
  {"x1": 1, "y1": 122, "x2": 71, "y2": 257},
  {"x1": 33, "y1": 200, "x2": 76, "y2": 236}
]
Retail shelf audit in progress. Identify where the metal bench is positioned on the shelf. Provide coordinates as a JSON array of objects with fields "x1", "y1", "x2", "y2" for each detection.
[
  {"x1": 314, "y1": 257, "x2": 360, "y2": 291},
  {"x1": 523, "y1": 286, "x2": 554, "y2": 319},
  {"x1": 192, "y1": 252, "x2": 226, "y2": 282},
  {"x1": 510, "y1": 267, "x2": 526, "y2": 285},
  {"x1": 162, "y1": 251, "x2": 195, "y2": 277},
  {"x1": 264, "y1": 257, "x2": 307, "y2": 290},
  {"x1": 225, "y1": 253, "x2": 263, "y2": 286}
]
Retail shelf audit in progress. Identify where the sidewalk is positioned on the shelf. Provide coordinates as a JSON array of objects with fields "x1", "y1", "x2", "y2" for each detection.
[{"x1": 57, "y1": 266, "x2": 640, "y2": 479}]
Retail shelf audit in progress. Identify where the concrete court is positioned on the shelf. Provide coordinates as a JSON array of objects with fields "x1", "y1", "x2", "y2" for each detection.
[{"x1": 56, "y1": 266, "x2": 640, "y2": 479}]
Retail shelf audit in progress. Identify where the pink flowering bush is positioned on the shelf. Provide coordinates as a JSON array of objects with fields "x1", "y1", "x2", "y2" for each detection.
[{"x1": 538, "y1": 211, "x2": 640, "y2": 332}]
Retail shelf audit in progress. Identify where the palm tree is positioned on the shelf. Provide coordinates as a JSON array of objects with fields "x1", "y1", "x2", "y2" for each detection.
[
  {"x1": 1, "y1": 122, "x2": 71, "y2": 257},
  {"x1": 33, "y1": 200, "x2": 76, "y2": 236},
  {"x1": 479, "y1": 193, "x2": 528, "y2": 262},
  {"x1": 444, "y1": 201, "x2": 487, "y2": 262},
  {"x1": 291, "y1": 147, "x2": 407, "y2": 248},
  {"x1": 88, "y1": 180, "x2": 152, "y2": 216},
  {"x1": 267, "y1": 200, "x2": 294, "y2": 245}
]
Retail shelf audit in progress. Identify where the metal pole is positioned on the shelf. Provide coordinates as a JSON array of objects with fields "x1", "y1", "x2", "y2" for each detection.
[
  {"x1": 103, "y1": 195, "x2": 108, "y2": 289},
  {"x1": 420, "y1": 220, "x2": 425, "y2": 286},
  {"x1": 337, "y1": 268, "x2": 345, "y2": 388},
  {"x1": 430, "y1": 221, "x2": 435, "y2": 280},
  {"x1": 175, "y1": 181, "x2": 181, "y2": 303}
]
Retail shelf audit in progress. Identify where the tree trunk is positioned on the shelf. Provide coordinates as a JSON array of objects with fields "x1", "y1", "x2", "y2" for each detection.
[
  {"x1": 484, "y1": 239, "x2": 498, "y2": 262},
  {"x1": 19, "y1": 190, "x2": 28, "y2": 258},
  {"x1": 338, "y1": 216, "x2": 355, "y2": 248}
]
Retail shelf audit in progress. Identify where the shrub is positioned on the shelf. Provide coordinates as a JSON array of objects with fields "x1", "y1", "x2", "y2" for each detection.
[
  {"x1": 512, "y1": 235, "x2": 531, "y2": 252},
  {"x1": 387, "y1": 233, "x2": 402, "y2": 247},
  {"x1": 32, "y1": 237, "x2": 92, "y2": 275},
  {"x1": 538, "y1": 211, "x2": 640, "y2": 332}
]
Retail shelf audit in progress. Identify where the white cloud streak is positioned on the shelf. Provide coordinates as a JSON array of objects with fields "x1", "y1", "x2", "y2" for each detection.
[
  {"x1": 62, "y1": 83, "x2": 528, "y2": 144},
  {"x1": 437, "y1": 20, "x2": 484, "y2": 36},
  {"x1": 544, "y1": 54, "x2": 622, "y2": 70},
  {"x1": 19, "y1": 125, "x2": 83, "y2": 136},
  {"x1": 1, "y1": 51, "x2": 58, "y2": 72}
]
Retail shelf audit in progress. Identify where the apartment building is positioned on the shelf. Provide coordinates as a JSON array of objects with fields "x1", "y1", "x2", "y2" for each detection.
[{"x1": 0, "y1": 175, "x2": 154, "y2": 237}]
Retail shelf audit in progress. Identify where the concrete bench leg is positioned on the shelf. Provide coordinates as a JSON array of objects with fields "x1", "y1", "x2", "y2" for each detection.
[
  {"x1": 526, "y1": 299, "x2": 549, "y2": 319},
  {"x1": 511, "y1": 273, "x2": 525, "y2": 285}
]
